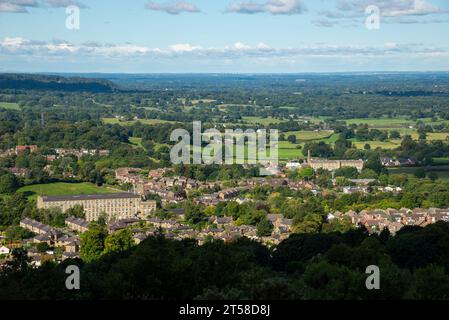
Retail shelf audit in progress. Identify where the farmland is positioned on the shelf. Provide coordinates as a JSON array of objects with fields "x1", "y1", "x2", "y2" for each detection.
[
  {"x1": 102, "y1": 118, "x2": 177, "y2": 126},
  {"x1": 0, "y1": 102, "x2": 20, "y2": 110}
]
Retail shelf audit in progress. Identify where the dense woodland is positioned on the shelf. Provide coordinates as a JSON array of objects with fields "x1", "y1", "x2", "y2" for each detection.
[{"x1": 2, "y1": 222, "x2": 449, "y2": 300}]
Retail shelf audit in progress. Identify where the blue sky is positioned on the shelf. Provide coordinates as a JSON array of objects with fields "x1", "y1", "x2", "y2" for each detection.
[{"x1": 1, "y1": 0, "x2": 449, "y2": 73}]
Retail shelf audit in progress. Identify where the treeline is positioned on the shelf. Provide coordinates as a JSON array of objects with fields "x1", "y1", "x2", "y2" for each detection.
[
  {"x1": 0, "y1": 74, "x2": 115, "y2": 92},
  {"x1": 2, "y1": 222, "x2": 449, "y2": 299},
  {"x1": 4, "y1": 73, "x2": 449, "y2": 122}
]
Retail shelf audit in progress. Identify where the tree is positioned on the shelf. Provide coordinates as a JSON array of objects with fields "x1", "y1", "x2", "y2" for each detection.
[
  {"x1": 5, "y1": 226, "x2": 34, "y2": 241},
  {"x1": 334, "y1": 137, "x2": 352, "y2": 158},
  {"x1": 0, "y1": 173, "x2": 20, "y2": 195},
  {"x1": 390, "y1": 130, "x2": 401, "y2": 139},
  {"x1": 65, "y1": 205, "x2": 85, "y2": 219},
  {"x1": 80, "y1": 225, "x2": 107, "y2": 262},
  {"x1": 36, "y1": 242, "x2": 50, "y2": 253},
  {"x1": 256, "y1": 219, "x2": 274, "y2": 237},
  {"x1": 419, "y1": 132, "x2": 427, "y2": 140},
  {"x1": 287, "y1": 135, "x2": 297, "y2": 144},
  {"x1": 334, "y1": 167, "x2": 359, "y2": 179},
  {"x1": 364, "y1": 155, "x2": 383, "y2": 174},
  {"x1": 295, "y1": 167, "x2": 314, "y2": 180},
  {"x1": 428, "y1": 172, "x2": 438, "y2": 181},
  {"x1": 414, "y1": 168, "x2": 426, "y2": 179},
  {"x1": 104, "y1": 229, "x2": 133, "y2": 254},
  {"x1": 400, "y1": 192, "x2": 423, "y2": 208}
]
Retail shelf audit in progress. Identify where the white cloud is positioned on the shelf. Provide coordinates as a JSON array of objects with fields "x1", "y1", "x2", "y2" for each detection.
[
  {"x1": 0, "y1": 0, "x2": 86, "y2": 12},
  {"x1": 43, "y1": 0, "x2": 86, "y2": 8},
  {"x1": 1, "y1": 37, "x2": 448, "y2": 61},
  {"x1": 336, "y1": 0, "x2": 444, "y2": 17},
  {"x1": 226, "y1": 2, "x2": 265, "y2": 14},
  {"x1": 227, "y1": 0, "x2": 306, "y2": 15},
  {"x1": 145, "y1": 0, "x2": 200, "y2": 15},
  {"x1": 317, "y1": 0, "x2": 449, "y2": 26},
  {"x1": 385, "y1": 42, "x2": 398, "y2": 49},
  {"x1": 233, "y1": 42, "x2": 251, "y2": 50},
  {"x1": 169, "y1": 43, "x2": 202, "y2": 52},
  {"x1": 0, "y1": 0, "x2": 38, "y2": 13},
  {"x1": 257, "y1": 42, "x2": 271, "y2": 50}
]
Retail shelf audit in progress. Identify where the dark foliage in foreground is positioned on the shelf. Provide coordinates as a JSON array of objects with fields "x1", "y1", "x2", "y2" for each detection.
[{"x1": 2, "y1": 222, "x2": 449, "y2": 300}]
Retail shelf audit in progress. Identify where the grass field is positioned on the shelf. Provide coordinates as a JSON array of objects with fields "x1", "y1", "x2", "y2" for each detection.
[
  {"x1": 351, "y1": 140, "x2": 401, "y2": 150},
  {"x1": 345, "y1": 117, "x2": 414, "y2": 128},
  {"x1": 388, "y1": 166, "x2": 449, "y2": 181},
  {"x1": 433, "y1": 158, "x2": 449, "y2": 165},
  {"x1": 129, "y1": 137, "x2": 145, "y2": 150},
  {"x1": 242, "y1": 116, "x2": 287, "y2": 125},
  {"x1": 17, "y1": 182, "x2": 117, "y2": 200},
  {"x1": 285, "y1": 130, "x2": 334, "y2": 141},
  {"x1": 102, "y1": 118, "x2": 176, "y2": 126},
  {"x1": 0, "y1": 102, "x2": 20, "y2": 110}
]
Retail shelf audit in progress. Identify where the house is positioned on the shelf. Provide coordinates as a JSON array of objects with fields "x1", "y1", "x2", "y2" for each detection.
[
  {"x1": 33, "y1": 233, "x2": 52, "y2": 245},
  {"x1": 266, "y1": 214, "x2": 284, "y2": 225},
  {"x1": 15, "y1": 145, "x2": 38, "y2": 154},
  {"x1": 381, "y1": 157, "x2": 417, "y2": 167},
  {"x1": 20, "y1": 218, "x2": 61, "y2": 238},
  {"x1": 65, "y1": 241, "x2": 80, "y2": 253},
  {"x1": 115, "y1": 167, "x2": 142, "y2": 183},
  {"x1": 108, "y1": 218, "x2": 141, "y2": 233},
  {"x1": 209, "y1": 216, "x2": 234, "y2": 228},
  {"x1": 99, "y1": 150, "x2": 110, "y2": 157},
  {"x1": 285, "y1": 162, "x2": 302, "y2": 170},
  {"x1": 8, "y1": 167, "x2": 31, "y2": 178},
  {"x1": 381, "y1": 157, "x2": 400, "y2": 167},
  {"x1": 218, "y1": 188, "x2": 242, "y2": 200},
  {"x1": 343, "y1": 186, "x2": 369, "y2": 194},
  {"x1": 148, "y1": 168, "x2": 171, "y2": 179},
  {"x1": 65, "y1": 217, "x2": 90, "y2": 233},
  {"x1": 279, "y1": 218, "x2": 294, "y2": 231},
  {"x1": 0, "y1": 246, "x2": 10, "y2": 255},
  {"x1": 133, "y1": 233, "x2": 149, "y2": 245},
  {"x1": 45, "y1": 155, "x2": 57, "y2": 162},
  {"x1": 62, "y1": 252, "x2": 80, "y2": 261}
]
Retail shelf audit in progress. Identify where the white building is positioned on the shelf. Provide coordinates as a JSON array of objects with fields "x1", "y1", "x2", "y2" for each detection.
[{"x1": 0, "y1": 246, "x2": 10, "y2": 255}]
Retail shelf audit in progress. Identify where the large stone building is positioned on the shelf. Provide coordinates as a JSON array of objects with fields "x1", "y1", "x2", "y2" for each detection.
[
  {"x1": 306, "y1": 150, "x2": 364, "y2": 172},
  {"x1": 37, "y1": 193, "x2": 142, "y2": 222}
]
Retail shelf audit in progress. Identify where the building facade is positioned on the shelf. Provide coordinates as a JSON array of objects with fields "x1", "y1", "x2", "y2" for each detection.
[
  {"x1": 306, "y1": 150, "x2": 364, "y2": 172},
  {"x1": 37, "y1": 193, "x2": 141, "y2": 222}
]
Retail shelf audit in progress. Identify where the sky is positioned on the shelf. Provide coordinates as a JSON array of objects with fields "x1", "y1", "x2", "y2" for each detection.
[{"x1": 0, "y1": 0, "x2": 449, "y2": 73}]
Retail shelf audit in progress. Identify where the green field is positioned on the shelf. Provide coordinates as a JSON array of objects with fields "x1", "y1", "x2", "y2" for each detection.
[
  {"x1": 242, "y1": 116, "x2": 287, "y2": 125},
  {"x1": 285, "y1": 130, "x2": 334, "y2": 141},
  {"x1": 18, "y1": 182, "x2": 117, "y2": 200},
  {"x1": 388, "y1": 165, "x2": 449, "y2": 181},
  {"x1": 102, "y1": 118, "x2": 176, "y2": 126},
  {"x1": 433, "y1": 158, "x2": 449, "y2": 165},
  {"x1": 129, "y1": 137, "x2": 145, "y2": 150},
  {"x1": 0, "y1": 102, "x2": 20, "y2": 110},
  {"x1": 345, "y1": 117, "x2": 414, "y2": 128},
  {"x1": 352, "y1": 140, "x2": 401, "y2": 150}
]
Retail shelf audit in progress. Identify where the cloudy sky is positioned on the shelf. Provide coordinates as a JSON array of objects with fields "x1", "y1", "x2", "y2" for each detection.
[{"x1": 0, "y1": 0, "x2": 449, "y2": 73}]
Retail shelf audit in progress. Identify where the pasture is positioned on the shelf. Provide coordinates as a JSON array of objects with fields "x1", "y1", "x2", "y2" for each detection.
[
  {"x1": 102, "y1": 118, "x2": 176, "y2": 126},
  {"x1": 0, "y1": 102, "x2": 20, "y2": 110}
]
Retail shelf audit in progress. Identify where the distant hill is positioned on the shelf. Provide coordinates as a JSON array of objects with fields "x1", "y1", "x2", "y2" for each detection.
[{"x1": 0, "y1": 73, "x2": 116, "y2": 92}]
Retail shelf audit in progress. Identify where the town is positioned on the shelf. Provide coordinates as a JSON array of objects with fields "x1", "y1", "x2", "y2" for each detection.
[{"x1": 0, "y1": 143, "x2": 446, "y2": 267}]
